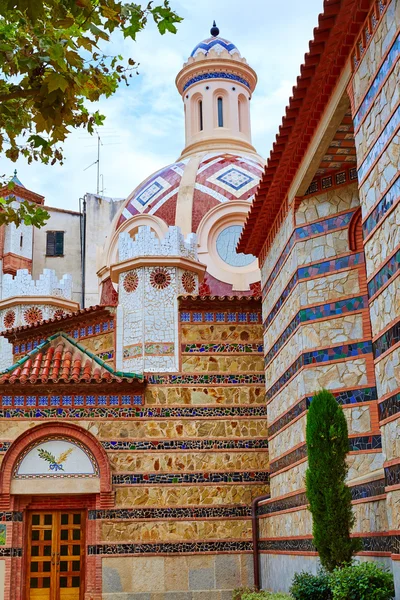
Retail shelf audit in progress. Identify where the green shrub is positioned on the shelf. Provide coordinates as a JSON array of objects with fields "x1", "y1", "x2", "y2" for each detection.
[
  {"x1": 329, "y1": 562, "x2": 394, "y2": 599},
  {"x1": 290, "y1": 570, "x2": 332, "y2": 600}
]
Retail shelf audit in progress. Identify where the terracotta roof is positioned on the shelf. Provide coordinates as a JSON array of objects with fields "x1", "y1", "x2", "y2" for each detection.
[
  {"x1": 238, "y1": 0, "x2": 372, "y2": 255},
  {"x1": 1, "y1": 305, "x2": 113, "y2": 339},
  {"x1": 0, "y1": 333, "x2": 143, "y2": 385}
]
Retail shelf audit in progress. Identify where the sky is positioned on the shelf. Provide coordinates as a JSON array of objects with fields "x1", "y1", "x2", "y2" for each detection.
[{"x1": 3, "y1": 0, "x2": 324, "y2": 211}]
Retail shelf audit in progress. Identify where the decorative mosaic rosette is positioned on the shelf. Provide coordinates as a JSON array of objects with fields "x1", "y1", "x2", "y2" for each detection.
[
  {"x1": 53, "y1": 309, "x2": 66, "y2": 319},
  {"x1": 150, "y1": 267, "x2": 171, "y2": 290},
  {"x1": 181, "y1": 271, "x2": 196, "y2": 294},
  {"x1": 123, "y1": 272, "x2": 139, "y2": 293},
  {"x1": 24, "y1": 307, "x2": 43, "y2": 325},
  {"x1": 3, "y1": 310, "x2": 15, "y2": 329}
]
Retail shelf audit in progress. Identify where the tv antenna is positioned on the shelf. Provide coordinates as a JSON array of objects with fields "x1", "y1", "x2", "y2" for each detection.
[{"x1": 83, "y1": 129, "x2": 103, "y2": 194}]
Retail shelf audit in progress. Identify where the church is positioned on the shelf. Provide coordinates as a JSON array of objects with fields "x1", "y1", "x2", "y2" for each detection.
[{"x1": 0, "y1": 0, "x2": 399, "y2": 598}]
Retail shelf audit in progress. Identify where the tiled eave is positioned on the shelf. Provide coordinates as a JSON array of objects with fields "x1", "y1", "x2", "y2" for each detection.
[
  {"x1": 1, "y1": 305, "x2": 115, "y2": 342},
  {"x1": 238, "y1": 0, "x2": 373, "y2": 256},
  {"x1": 0, "y1": 332, "x2": 143, "y2": 386}
]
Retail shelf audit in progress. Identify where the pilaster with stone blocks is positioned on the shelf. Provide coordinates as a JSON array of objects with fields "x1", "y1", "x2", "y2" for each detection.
[{"x1": 112, "y1": 226, "x2": 206, "y2": 373}]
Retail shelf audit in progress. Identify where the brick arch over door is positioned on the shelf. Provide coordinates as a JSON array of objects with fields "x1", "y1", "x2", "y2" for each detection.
[{"x1": 0, "y1": 422, "x2": 114, "y2": 509}]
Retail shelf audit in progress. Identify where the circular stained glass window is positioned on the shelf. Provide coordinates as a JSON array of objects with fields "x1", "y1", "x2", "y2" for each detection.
[{"x1": 216, "y1": 225, "x2": 256, "y2": 267}]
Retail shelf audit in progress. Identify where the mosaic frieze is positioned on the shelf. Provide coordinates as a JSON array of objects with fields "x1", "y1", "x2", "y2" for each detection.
[
  {"x1": 102, "y1": 439, "x2": 269, "y2": 451},
  {"x1": 264, "y1": 296, "x2": 367, "y2": 367},
  {"x1": 257, "y1": 493, "x2": 306, "y2": 516},
  {"x1": 179, "y1": 311, "x2": 261, "y2": 324},
  {"x1": 264, "y1": 255, "x2": 363, "y2": 330},
  {"x1": 385, "y1": 462, "x2": 400, "y2": 487},
  {"x1": 112, "y1": 471, "x2": 269, "y2": 485},
  {"x1": 378, "y1": 390, "x2": 400, "y2": 420},
  {"x1": 95, "y1": 419, "x2": 269, "y2": 440},
  {"x1": 148, "y1": 374, "x2": 265, "y2": 384},
  {"x1": 368, "y1": 248, "x2": 399, "y2": 297},
  {"x1": 101, "y1": 518, "x2": 252, "y2": 543},
  {"x1": 182, "y1": 343, "x2": 263, "y2": 354},
  {"x1": 350, "y1": 478, "x2": 385, "y2": 500},
  {"x1": 145, "y1": 385, "x2": 265, "y2": 406},
  {"x1": 266, "y1": 315, "x2": 365, "y2": 387},
  {"x1": 88, "y1": 540, "x2": 253, "y2": 555},
  {"x1": 269, "y1": 445, "x2": 307, "y2": 475},
  {"x1": 354, "y1": 32, "x2": 400, "y2": 129},
  {"x1": 353, "y1": 0, "x2": 399, "y2": 109},
  {"x1": 90, "y1": 505, "x2": 252, "y2": 520},
  {"x1": 0, "y1": 394, "x2": 143, "y2": 408},
  {"x1": 258, "y1": 539, "x2": 314, "y2": 552},
  {"x1": 102, "y1": 406, "x2": 268, "y2": 418},
  {"x1": 115, "y1": 484, "x2": 268, "y2": 508},
  {"x1": 0, "y1": 511, "x2": 23, "y2": 522},
  {"x1": 265, "y1": 341, "x2": 372, "y2": 401},
  {"x1": 268, "y1": 388, "x2": 377, "y2": 437},
  {"x1": 263, "y1": 210, "x2": 355, "y2": 295},
  {"x1": 363, "y1": 173, "x2": 400, "y2": 236},
  {"x1": 107, "y1": 451, "x2": 268, "y2": 474},
  {"x1": 373, "y1": 318, "x2": 400, "y2": 357},
  {"x1": 268, "y1": 359, "x2": 368, "y2": 424}
]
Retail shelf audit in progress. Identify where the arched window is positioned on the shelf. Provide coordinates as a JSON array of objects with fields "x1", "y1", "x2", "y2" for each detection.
[
  {"x1": 238, "y1": 96, "x2": 246, "y2": 132},
  {"x1": 217, "y1": 97, "x2": 224, "y2": 127},
  {"x1": 199, "y1": 100, "x2": 203, "y2": 131}
]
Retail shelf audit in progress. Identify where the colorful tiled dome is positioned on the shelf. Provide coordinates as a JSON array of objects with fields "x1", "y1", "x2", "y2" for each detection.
[
  {"x1": 116, "y1": 152, "x2": 263, "y2": 232},
  {"x1": 190, "y1": 37, "x2": 241, "y2": 58}
]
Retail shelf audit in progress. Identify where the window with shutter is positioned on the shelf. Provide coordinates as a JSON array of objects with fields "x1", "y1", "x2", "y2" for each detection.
[{"x1": 46, "y1": 231, "x2": 64, "y2": 256}]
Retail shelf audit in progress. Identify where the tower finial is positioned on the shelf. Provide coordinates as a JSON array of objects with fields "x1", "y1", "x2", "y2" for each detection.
[
  {"x1": 210, "y1": 20, "x2": 219, "y2": 37},
  {"x1": 14, "y1": 169, "x2": 17, "y2": 177}
]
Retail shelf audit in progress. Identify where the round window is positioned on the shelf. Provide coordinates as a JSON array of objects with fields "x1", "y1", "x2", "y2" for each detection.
[{"x1": 216, "y1": 225, "x2": 256, "y2": 267}]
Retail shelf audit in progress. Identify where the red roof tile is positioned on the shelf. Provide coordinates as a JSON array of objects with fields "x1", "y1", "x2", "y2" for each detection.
[{"x1": 0, "y1": 333, "x2": 143, "y2": 385}]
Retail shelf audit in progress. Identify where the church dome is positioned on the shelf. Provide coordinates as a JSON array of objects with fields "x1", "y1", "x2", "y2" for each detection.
[
  {"x1": 190, "y1": 37, "x2": 241, "y2": 58},
  {"x1": 117, "y1": 152, "x2": 263, "y2": 232}
]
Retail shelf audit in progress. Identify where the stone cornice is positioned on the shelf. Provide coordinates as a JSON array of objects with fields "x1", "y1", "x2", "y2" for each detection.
[{"x1": 110, "y1": 256, "x2": 207, "y2": 283}]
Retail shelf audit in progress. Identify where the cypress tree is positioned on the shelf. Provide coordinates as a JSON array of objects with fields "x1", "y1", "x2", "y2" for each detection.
[{"x1": 305, "y1": 389, "x2": 361, "y2": 571}]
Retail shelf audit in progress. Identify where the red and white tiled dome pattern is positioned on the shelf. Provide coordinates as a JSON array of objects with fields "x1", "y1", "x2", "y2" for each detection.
[{"x1": 116, "y1": 153, "x2": 264, "y2": 232}]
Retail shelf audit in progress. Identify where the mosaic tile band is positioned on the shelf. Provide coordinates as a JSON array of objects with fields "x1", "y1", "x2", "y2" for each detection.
[
  {"x1": 182, "y1": 343, "x2": 263, "y2": 354},
  {"x1": 385, "y1": 463, "x2": 400, "y2": 487},
  {"x1": 304, "y1": 167, "x2": 358, "y2": 196},
  {"x1": 182, "y1": 72, "x2": 251, "y2": 92},
  {"x1": 268, "y1": 387, "x2": 378, "y2": 437},
  {"x1": 112, "y1": 471, "x2": 269, "y2": 485},
  {"x1": 259, "y1": 536, "x2": 400, "y2": 553},
  {"x1": 373, "y1": 318, "x2": 400, "y2": 359},
  {"x1": 354, "y1": 33, "x2": 400, "y2": 129},
  {"x1": 89, "y1": 506, "x2": 252, "y2": 520},
  {"x1": 378, "y1": 391, "x2": 400, "y2": 421},
  {"x1": 368, "y1": 249, "x2": 400, "y2": 298},
  {"x1": 363, "y1": 173, "x2": 400, "y2": 237},
  {"x1": 264, "y1": 253, "x2": 364, "y2": 330},
  {"x1": 263, "y1": 210, "x2": 355, "y2": 295},
  {"x1": 358, "y1": 104, "x2": 400, "y2": 182},
  {"x1": 88, "y1": 540, "x2": 253, "y2": 555},
  {"x1": 270, "y1": 436, "x2": 382, "y2": 474},
  {"x1": 264, "y1": 295, "x2": 368, "y2": 366},
  {"x1": 102, "y1": 439, "x2": 269, "y2": 451},
  {"x1": 0, "y1": 394, "x2": 143, "y2": 408},
  {"x1": 180, "y1": 311, "x2": 261, "y2": 324},
  {"x1": 148, "y1": 374, "x2": 265, "y2": 384},
  {"x1": 265, "y1": 341, "x2": 373, "y2": 400}
]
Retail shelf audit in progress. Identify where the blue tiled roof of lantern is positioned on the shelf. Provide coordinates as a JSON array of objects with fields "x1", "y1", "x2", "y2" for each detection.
[
  {"x1": 190, "y1": 37, "x2": 240, "y2": 58},
  {"x1": 11, "y1": 170, "x2": 25, "y2": 188}
]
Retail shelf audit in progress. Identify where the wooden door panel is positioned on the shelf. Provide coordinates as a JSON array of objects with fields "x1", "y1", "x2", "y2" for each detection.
[{"x1": 27, "y1": 511, "x2": 84, "y2": 600}]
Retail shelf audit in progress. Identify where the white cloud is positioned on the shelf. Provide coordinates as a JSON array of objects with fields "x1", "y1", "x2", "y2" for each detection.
[{"x1": 0, "y1": 0, "x2": 324, "y2": 209}]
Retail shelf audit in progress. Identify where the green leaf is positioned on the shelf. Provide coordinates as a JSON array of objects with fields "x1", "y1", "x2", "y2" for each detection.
[{"x1": 46, "y1": 72, "x2": 69, "y2": 93}]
